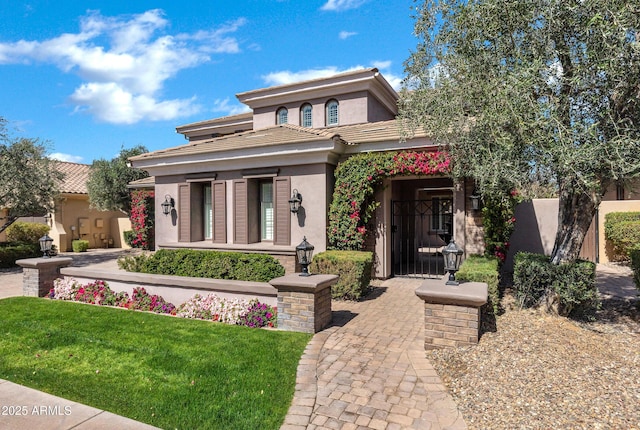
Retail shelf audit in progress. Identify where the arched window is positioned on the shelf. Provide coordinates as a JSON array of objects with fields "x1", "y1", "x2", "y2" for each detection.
[
  {"x1": 276, "y1": 107, "x2": 288, "y2": 125},
  {"x1": 325, "y1": 99, "x2": 339, "y2": 126},
  {"x1": 300, "y1": 104, "x2": 312, "y2": 127}
]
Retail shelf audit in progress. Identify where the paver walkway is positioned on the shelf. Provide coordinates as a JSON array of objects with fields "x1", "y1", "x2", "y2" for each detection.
[{"x1": 281, "y1": 278, "x2": 467, "y2": 430}]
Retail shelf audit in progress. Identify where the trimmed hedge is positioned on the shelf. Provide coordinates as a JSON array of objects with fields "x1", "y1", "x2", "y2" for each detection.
[
  {"x1": 118, "y1": 249, "x2": 285, "y2": 283},
  {"x1": 604, "y1": 212, "x2": 640, "y2": 261},
  {"x1": 513, "y1": 252, "x2": 599, "y2": 318},
  {"x1": 310, "y1": 251, "x2": 373, "y2": 300},
  {"x1": 630, "y1": 247, "x2": 640, "y2": 291},
  {"x1": 456, "y1": 255, "x2": 500, "y2": 315},
  {"x1": 5, "y1": 221, "x2": 50, "y2": 244},
  {"x1": 72, "y1": 240, "x2": 90, "y2": 252},
  {"x1": 0, "y1": 243, "x2": 40, "y2": 267}
]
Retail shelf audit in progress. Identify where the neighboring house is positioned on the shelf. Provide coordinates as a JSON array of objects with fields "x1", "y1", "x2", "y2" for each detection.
[
  {"x1": 47, "y1": 162, "x2": 131, "y2": 252},
  {"x1": 130, "y1": 68, "x2": 482, "y2": 278}
]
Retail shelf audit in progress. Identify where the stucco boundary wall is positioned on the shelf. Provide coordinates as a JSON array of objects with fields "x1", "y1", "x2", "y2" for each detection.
[{"x1": 59, "y1": 267, "x2": 278, "y2": 308}]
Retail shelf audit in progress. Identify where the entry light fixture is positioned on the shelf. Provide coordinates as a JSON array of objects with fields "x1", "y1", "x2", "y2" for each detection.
[
  {"x1": 296, "y1": 236, "x2": 314, "y2": 277},
  {"x1": 289, "y1": 189, "x2": 302, "y2": 214},
  {"x1": 470, "y1": 190, "x2": 481, "y2": 211},
  {"x1": 161, "y1": 195, "x2": 175, "y2": 216},
  {"x1": 442, "y1": 239, "x2": 464, "y2": 285},
  {"x1": 39, "y1": 234, "x2": 54, "y2": 258}
]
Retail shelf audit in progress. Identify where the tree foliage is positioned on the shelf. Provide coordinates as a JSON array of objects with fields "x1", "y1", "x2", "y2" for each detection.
[
  {"x1": 87, "y1": 146, "x2": 149, "y2": 215},
  {"x1": 399, "y1": 0, "x2": 640, "y2": 264},
  {"x1": 0, "y1": 118, "x2": 63, "y2": 233}
]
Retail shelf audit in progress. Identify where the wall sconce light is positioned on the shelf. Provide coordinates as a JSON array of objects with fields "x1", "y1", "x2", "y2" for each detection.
[
  {"x1": 289, "y1": 189, "x2": 302, "y2": 214},
  {"x1": 161, "y1": 195, "x2": 175, "y2": 216},
  {"x1": 442, "y1": 239, "x2": 464, "y2": 285},
  {"x1": 39, "y1": 234, "x2": 54, "y2": 258},
  {"x1": 470, "y1": 190, "x2": 481, "y2": 211},
  {"x1": 296, "y1": 236, "x2": 314, "y2": 276}
]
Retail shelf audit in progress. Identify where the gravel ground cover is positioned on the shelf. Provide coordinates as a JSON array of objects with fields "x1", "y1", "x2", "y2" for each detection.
[{"x1": 428, "y1": 293, "x2": 640, "y2": 430}]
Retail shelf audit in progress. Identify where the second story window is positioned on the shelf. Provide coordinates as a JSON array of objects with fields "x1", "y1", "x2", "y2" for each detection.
[
  {"x1": 326, "y1": 99, "x2": 339, "y2": 126},
  {"x1": 277, "y1": 107, "x2": 288, "y2": 125},
  {"x1": 300, "y1": 104, "x2": 312, "y2": 127}
]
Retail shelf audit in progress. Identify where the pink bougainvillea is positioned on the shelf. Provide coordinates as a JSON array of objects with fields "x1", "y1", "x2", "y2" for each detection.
[
  {"x1": 328, "y1": 150, "x2": 451, "y2": 250},
  {"x1": 130, "y1": 190, "x2": 155, "y2": 250}
]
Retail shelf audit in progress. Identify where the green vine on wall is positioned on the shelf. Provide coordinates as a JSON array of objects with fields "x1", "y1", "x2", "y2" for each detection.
[
  {"x1": 481, "y1": 189, "x2": 522, "y2": 263},
  {"x1": 328, "y1": 150, "x2": 451, "y2": 250}
]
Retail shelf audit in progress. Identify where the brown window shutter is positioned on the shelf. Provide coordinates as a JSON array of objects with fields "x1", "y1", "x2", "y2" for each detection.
[
  {"x1": 233, "y1": 179, "x2": 248, "y2": 244},
  {"x1": 212, "y1": 180, "x2": 226, "y2": 243},
  {"x1": 178, "y1": 184, "x2": 190, "y2": 242},
  {"x1": 273, "y1": 176, "x2": 291, "y2": 246}
]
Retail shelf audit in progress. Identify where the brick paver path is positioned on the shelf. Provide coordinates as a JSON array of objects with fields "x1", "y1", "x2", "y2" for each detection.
[{"x1": 281, "y1": 278, "x2": 467, "y2": 430}]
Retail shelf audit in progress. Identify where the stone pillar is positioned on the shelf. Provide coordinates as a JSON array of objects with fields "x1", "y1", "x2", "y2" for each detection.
[
  {"x1": 269, "y1": 274, "x2": 338, "y2": 333},
  {"x1": 16, "y1": 257, "x2": 73, "y2": 297},
  {"x1": 415, "y1": 278, "x2": 488, "y2": 349}
]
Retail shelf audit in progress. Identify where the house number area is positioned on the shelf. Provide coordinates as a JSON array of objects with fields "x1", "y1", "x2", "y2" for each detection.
[{"x1": 1, "y1": 405, "x2": 72, "y2": 416}]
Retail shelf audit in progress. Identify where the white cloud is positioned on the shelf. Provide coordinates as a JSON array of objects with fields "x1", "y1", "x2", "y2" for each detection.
[
  {"x1": 0, "y1": 10, "x2": 246, "y2": 124},
  {"x1": 320, "y1": 0, "x2": 368, "y2": 12},
  {"x1": 261, "y1": 66, "x2": 365, "y2": 86},
  {"x1": 262, "y1": 63, "x2": 404, "y2": 91},
  {"x1": 211, "y1": 98, "x2": 251, "y2": 116},
  {"x1": 339, "y1": 31, "x2": 357, "y2": 40},
  {"x1": 50, "y1": 153, "x2": 85, "y2": 163}
]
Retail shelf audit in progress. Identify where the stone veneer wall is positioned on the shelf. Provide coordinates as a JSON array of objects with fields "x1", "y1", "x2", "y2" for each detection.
[{"x1": 424, "y1": 302, "x2": 481, "y2": 349}]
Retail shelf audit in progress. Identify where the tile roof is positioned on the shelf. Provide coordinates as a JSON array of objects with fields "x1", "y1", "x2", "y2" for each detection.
[
  {"x1": 55, "y1": 161, "x2": 90, "y2": 194},
  {"x1": 131, "y1": 120, "x2": 428, "y2": 162}
]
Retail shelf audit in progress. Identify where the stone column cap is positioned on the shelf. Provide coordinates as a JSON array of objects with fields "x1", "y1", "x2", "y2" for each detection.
[
  {"x1": 269, "y1": 274, "x2": 339, "y2": 293},
  {"x1": 16, "y1": 257, "x2": 73, "y2": 269},
  {"x1": 415, "y1": 278, "x2": 488, "y2": 307}
]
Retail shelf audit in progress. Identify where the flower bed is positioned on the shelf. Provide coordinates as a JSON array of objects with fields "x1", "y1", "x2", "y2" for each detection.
[{"x1": 49, "y1": 278, "x2": 276, "y2": 328}]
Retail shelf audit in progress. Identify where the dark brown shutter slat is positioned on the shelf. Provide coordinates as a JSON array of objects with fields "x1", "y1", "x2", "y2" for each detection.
[
  {"x1": 233, "y1": 180, "x2": 248, "y2": 244},
  {"x1": 273, "y1": 176, "x2": 291, "y2": 246},
  {"x1": 212, "y1": 180, "x2": 226, "y2": 243},
  {"x1": 178, "y1": 184, "x2": 190, "y2": 242}
]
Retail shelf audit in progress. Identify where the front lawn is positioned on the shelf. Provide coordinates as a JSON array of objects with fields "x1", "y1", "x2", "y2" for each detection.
[{"x1": 0, "y1": 297, "x2": 311, "y2": 429}]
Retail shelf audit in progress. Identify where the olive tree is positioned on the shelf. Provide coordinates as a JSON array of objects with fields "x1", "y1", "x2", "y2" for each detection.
[
  {"x1": 0, "y1": 118, "x2": 63, "y2": 233},
  {"x1": 87, "y1": 145, "x2": 149, "y2": 215},
  {"x1": 399, "y1": 0, "x2": 640, "y2": 264}
]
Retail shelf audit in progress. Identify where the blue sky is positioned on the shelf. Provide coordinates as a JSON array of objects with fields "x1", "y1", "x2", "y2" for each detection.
[{"x1": 0, "y1": 0, "x2": 420, "y2": 164}]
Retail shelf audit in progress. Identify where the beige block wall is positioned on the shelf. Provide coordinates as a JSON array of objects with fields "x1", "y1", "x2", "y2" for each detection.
[{"x1": 598, "y1": 200, "x2": 640, "y2": 263}]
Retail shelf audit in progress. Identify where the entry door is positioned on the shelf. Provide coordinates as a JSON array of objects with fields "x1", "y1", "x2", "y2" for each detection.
[{"x1": 391, "y1": 198, "x2": 453, "y2": 278}]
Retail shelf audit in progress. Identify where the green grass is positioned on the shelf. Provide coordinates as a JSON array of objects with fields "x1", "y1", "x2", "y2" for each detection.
[{"x1": 0, "y1": 297, "x2": 311, "y2": 429}]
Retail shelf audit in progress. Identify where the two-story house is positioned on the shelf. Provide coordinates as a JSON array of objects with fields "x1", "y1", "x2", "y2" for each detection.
[{"x1": 129, "y1": 68, "x2": 482, "y2": 278}]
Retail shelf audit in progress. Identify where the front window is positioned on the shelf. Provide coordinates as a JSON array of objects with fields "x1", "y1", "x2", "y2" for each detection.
[
  {"x1": 326, "y1": 100, "x2": 339, "y2": 126},
  {"x1": 432, "y1": 197, "x2": 453, "y2": 233},
  {"x1": 260, "y1": 181, "x2": 274, "y2": 241},
  {"x1": 276, "y1": 107, "x2": 288, "y2": 125},
  {"x1": 301, "y1": 104, "x2": 312, "y2": 127}
]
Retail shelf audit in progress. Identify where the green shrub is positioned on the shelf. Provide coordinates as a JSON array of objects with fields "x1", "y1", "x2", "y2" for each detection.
[
  {"x1": 630, "y1": 247, "x2": 640, "y2": 291},
  {"x1": 120, "y1": 249, "x2": 285, "y2": 282},
  {"x1": 123, "y1": 230, "x2": 135, "y2": 247},
  {"x1": 604, "y1": 212, "x2": 640, "y2": 261},
  {"x1": 72, "y1": 240, "x2": 89, "y2": 252},
  {"x1": 0, "y1": 243, "x2": 40, "y2": 267},
  {"x1": 310, "y1": 251, "x2": 373, "y2": 300},
  {"x1": 513, "y1": 252, "x2": 599, "y2": 318},
  {"x1": 5, "y1": 221, "x2": 50, "y2": 244},
  {"x1": 457, "y1": 255, "x2": 500, "y2": 315}
]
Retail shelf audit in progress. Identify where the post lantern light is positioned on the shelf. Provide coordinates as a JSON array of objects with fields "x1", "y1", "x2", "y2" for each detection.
[
  {"x1": 288, "y1": 189, "x2": 302, "y2": 214},
  {"x1": 161, "y1": 195, "x2": 174, "y2": 216},
  {"x1": 296, "y1": 236, "x2": 314, "y2": 276},
  {"x1": 442, "y1": 239, "x2": 464, "y2": 285},
  {"x1": 39, "y1": 234, "x2": 54, "y2": 258}
]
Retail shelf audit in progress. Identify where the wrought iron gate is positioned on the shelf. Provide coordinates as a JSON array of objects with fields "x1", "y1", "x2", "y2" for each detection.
[{"x1": 391, "y1": 199, "x2": 453, "y2": 278}]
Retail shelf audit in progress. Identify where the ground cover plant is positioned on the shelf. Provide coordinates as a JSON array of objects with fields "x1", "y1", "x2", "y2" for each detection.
[{"x1": 0, "y1": 297, "x2": 310, "y2": 429}]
